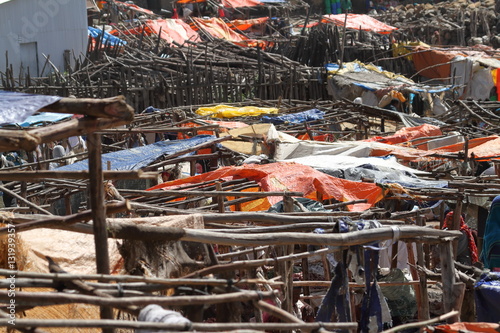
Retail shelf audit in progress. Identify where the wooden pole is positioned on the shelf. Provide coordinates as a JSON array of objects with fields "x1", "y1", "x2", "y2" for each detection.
[
  {"x1": 439, "y1": 240, "x2": 461, "y2": 323},
  {"x1": 0, "y1": 318, "x2": 356, "y2": 332},
  {"x1": 39, "y1": 96, "x2": 134, "y2": 121},
  {"x1": 86, "y1": 131, "x2": 113, "y2": 331},
  {"x1": 338, "y1": 12, "x2": 349, "y2": 69},
  {"x1": 216, "y1": 182, "x2": 225, "y2": 213},
  {"x1": 416, "y1": 215, "x2": 430, "y2": 320},
  {"x1": 451, "y1": 190, "x2": 464, "y2": 259}
]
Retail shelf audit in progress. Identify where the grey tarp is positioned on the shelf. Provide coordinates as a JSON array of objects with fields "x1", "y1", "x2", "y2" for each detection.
[{"x1": 0, "y1": 91, "x2": 61, "y2": 125}]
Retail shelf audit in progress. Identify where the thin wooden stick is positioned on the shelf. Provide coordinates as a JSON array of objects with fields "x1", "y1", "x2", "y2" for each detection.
[
  {"x1": 0, "y1": 319, "x2": 356, "y2": 331},
  {"x1": 0, "y1": 290, "x2": 277, "y2": 307},
  {"x1": 0, "y1": 268, "x2": 276, "y2": 286},
  {"x1": 0, "y1": 170, "x2": 157, "y2": 181},
  {"x1": 0, "y1": 184, "x2": 52, "y2": 215},
  {"x1": 182, "y1": 247, "x2": 337, "y2": 278},
  {"x1": 0, "y1": 201, "x2": 130, "y2": 235}
]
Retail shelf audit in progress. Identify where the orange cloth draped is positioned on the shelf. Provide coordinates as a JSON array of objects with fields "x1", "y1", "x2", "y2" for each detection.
[
  {"x1": 321, "y1": 14, "x2": 397, "y2": 34},
  {"x1": 149, "y1": 162, "x2": 384, "y2": 211}
]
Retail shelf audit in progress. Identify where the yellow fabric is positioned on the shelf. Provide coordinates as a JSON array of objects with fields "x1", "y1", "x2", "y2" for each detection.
[
  {"x1": 195, "y1": 105, "x2": 278, "y2": 118},
  {"x1": 327, "y1": 60, "x2": 413, "y2": 83},
  {"x1": 392, "y1": 41, "x2": 429, "y2": 60}
]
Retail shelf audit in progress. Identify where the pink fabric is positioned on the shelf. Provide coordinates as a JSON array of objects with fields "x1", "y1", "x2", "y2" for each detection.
[
  {"x1": 321, "y1": 14, "x2": 397, "y2": 34},
  {"x1": 146, "y1": 19, "x2": 201, "y2": 45}
]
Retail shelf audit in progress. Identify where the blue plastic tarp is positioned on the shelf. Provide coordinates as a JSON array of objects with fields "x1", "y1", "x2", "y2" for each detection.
[
  {"x1": 0, "y1": 91, "x2": 62, "y2": 125},
  {"x1": 88, "y1": 26, "x2": 127, "y2": 46},
  {"x1": 326, "y1": 63, "x2": 383, "y2": 73},
  {"x1": 16, "y1": 112, "x2": 73, "y2": 127},
  {"x1": 261, "y1": 109, "x2": 325, "y2": 124},
  {"x1": 475, "y1": 272, "x2": 500, "y2": 323},
  {"x1": 57, "y1": 135, "x2": 218, "y2": 171}
]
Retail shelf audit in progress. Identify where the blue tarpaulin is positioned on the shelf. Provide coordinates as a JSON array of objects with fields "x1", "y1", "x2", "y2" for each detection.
[
  {"x1": 261, "y1": 109, "x2": 325, "y2": 124},
  {"x1": 475, "y1": 272, "x2": 500, "y2": 323},
  {"x1": 16, "y1": 112, "x2": 73, "y2": 127},
  {"x1": 57, "y1": 135, "x2": 218, "y2": 171},
  {"x1": 88, "y1": 26, "x2": 127, "y2": 46},
  {"x1": 0, "y1": 91, "x2": 62, "y2": 125}
]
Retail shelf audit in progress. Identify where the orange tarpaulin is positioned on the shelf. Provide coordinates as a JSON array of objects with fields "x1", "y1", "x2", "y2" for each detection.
[
  {"x1": 411, "y1": 46, "x2": 457, "y2": 79},
  {"x1": 191, "y1": 17, "x2": 266, "y2": 48},
  {"x1": 432, "y1": 136, "x2": 500, "y2": 160},
  {"x1": 148, "y1": 162, "x2": 384, "y2": 211},
  {"x1": 176, "y1": 0, "x2": 262, "y2": 6},
  {"x1": 146, "y1": 19, "x2": 201, "y2": 45},
  {"x1": 424, "y1": 322, "x2": 499, "y2": 333},
  {"x1": 321, "y1": 14, "x2": 397, "y2": 34},
  {"x1": 110, "y1": 26, "x2": 154, "y2": 36},
  {"x1": 114, "y1": 0, "x2": 155, "y2": 14},
  {"x1": 364, "y1": 124, "x2": 442, "y2": 147},
  {"x1": 228, "y1": 17, "x2": 268, "y2": 31},
  {"x1": 368, "y1": 145, "x2": 435, "y2": 160}
]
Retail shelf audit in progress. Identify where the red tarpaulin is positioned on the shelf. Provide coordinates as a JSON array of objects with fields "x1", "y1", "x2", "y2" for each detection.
[
  {"x1": 191, "y1": 17, "x2": 266, "y2": 48},
  {"x1": 321, "y1": 14, "x2": 397, "y2": 34},
  {"x1": 114, "y1": 0, "x2": 155, "y2": 14},
  {"x1": 364, "y1": 124, "x2": 443, "y2": 146},
  {"x1": 228, "y1": 17, "x2": 268, "y2": 31},
  {"x1": 176, "y1": 0, "x2": 262, "y2": 6},
  {"x1": 221, "y1": 0, "x2": 262, "y2": 7},
  {"x1": 109, "y1": 26, "x2": 154, "y2": 36},
  {"x1": 148, "y1": 162, "x2": 384, "y2": 211},
  {"x1": 146, "y1": 19, "x2": 201, "y2": 45},
  {"x1": 433, "y1": 136, "x2": 500, "y2": 161}
]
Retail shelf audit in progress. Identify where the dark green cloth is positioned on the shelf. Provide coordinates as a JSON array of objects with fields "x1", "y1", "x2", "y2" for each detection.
[{"x1": 481, "y1": 196, "x2": 500, "y2": 269}]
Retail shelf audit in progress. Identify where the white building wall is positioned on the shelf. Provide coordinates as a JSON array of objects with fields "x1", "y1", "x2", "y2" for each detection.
[{"x1": 0, "y1": 0, "x2": 87, "y2": 78}]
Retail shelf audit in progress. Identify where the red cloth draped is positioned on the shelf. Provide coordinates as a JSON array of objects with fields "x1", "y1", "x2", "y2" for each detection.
[{"x1": 443, "y1": 211, "x2": 479, "y2": 264}]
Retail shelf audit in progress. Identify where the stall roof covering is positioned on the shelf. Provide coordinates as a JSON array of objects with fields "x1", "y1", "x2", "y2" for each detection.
[
  {"x1": 0, "y1": 91, "x2": 62, "y2": 126},
  {"x1": 274, "y1": 135, "x2": 436, "y2": 161},
  {"x1": 14, "y1": 113, "x2": 73, "y2": 128},
  {"x1": 261, "y1": 109, "x2": 325, "y2": 125},
  {"x1": 432, "y1": 135, "x2": 500, "y2": 161},
  {"x1": 326, "y1": 61, "x2": 451, "y2": 93},
  {"x1": 57, "y1": 135, "x2": 219, "y2": 171},
  {"x1": 321, "y1": 14, "x2": 397, "y2": 34},
  {"x1": 286, "y1": 155, "x2": 447, "y2": 188},
  {"x1": 149, "y1": 161, "x2": 384, "y2": 211},
  {"x1": 228, "y1": 17, "x2": 269, "y2": 31},
  {"x1": 88, "y1": 26, "x2": 127, "y2": 46},
  {"x1": 146, "y1": 19, "x2": 201, "y2": 45},
  {"x1": 176, "y1": 0, "x2": 263, "y2": 6},
  {"x1": 284, "y1": 155, "x2": 429, "y2": 175},
  {"x1": 364, "y1": 123, "x2": 442, "y2": 146},
  {"x1": 190, "y1": 18, "x2": 265, "y2": 47},
  {"x1": 221, "y1": 0, "x2": 263, "y2": 7},
  {"x1": 114, "y1": 0, "x2": 155, "y2": 14}
]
